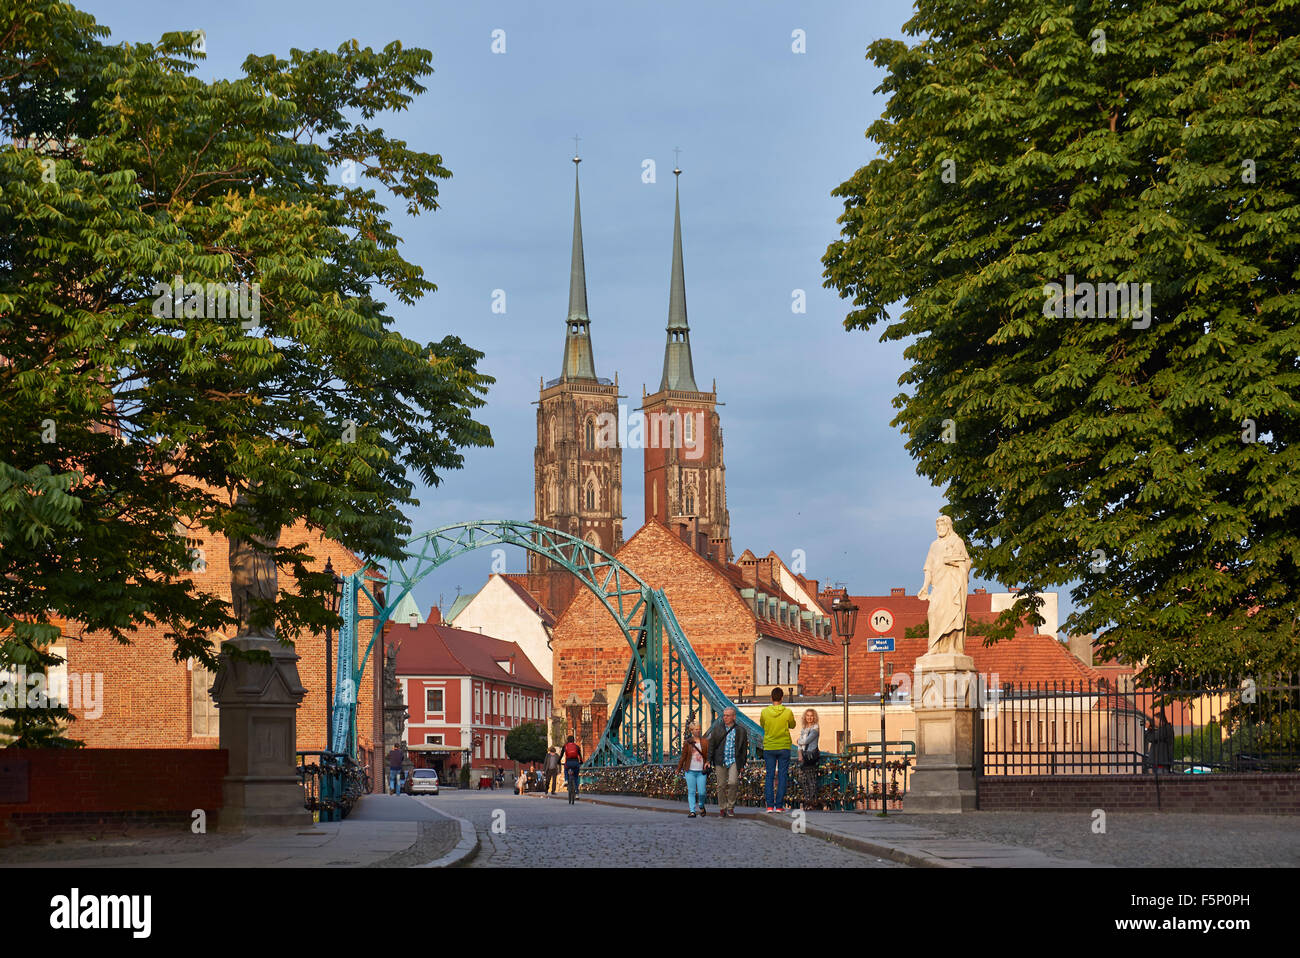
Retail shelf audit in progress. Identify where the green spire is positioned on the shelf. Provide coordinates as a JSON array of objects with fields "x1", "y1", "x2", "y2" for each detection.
[
  {"x1": 660, "y1": 168, "x2": 699, "y2": 392},
  {"x1": 560, "y1": 155, "x2": 597, "y2": 382}
]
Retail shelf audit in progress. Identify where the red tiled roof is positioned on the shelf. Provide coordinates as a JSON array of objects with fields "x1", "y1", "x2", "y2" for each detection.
[
  {"x1": 388, "y1": 621, "x2": 551, "y2": 692},
  {"x1": 799, "y1": 592, "x2": 1099, "y2": 694},
  {"x1": 496, "y1": 574, "x2": 557, "y2": 626}
]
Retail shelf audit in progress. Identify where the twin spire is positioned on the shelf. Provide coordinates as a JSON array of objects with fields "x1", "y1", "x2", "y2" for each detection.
[
  {"x1": 557, "y1": 152, "x2": 699, "y2": 393},
  {"x1": 559, "y1": 155, "x2": 597, "y2": 382}
]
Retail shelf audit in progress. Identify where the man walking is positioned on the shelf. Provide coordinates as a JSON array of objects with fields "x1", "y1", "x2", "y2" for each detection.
[
  {"x1": 386, "y1": 742, "x2": 405, "y2": 795},
  {"x1": 544, "y1": 746, "x2": 560, "y2": 794},
  {"x1": 706, "y1": 707, "x2": 748, "y2": 817}
]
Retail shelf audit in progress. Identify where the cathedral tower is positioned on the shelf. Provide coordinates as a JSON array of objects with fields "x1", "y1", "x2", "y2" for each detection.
[
  {"x1": 530, "y1": 155, "x2": 624, "y2": 616},
  {"x1": 641, "y1": 168, "x2": 730, "y2": 561}
]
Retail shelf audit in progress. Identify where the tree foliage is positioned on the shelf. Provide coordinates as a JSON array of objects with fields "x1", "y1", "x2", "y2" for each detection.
[
  {"x1": 0, "y1": 0, "x2": 493, "y2": 743},
  {"x1": 824, "y1": 0, "x2": 1300, "y2": 680},
  {"x1": 505, "y1": 721, "x2": 548, "y2": 765}
]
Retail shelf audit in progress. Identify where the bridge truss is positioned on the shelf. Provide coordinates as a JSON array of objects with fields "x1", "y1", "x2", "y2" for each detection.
[{"x1": 331, "y1": 520, "x2": 761, "y2": 766}]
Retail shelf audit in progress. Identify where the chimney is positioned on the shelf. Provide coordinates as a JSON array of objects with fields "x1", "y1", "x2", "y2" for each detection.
[
  {"x1": 890, "y1": 587, "x2": 906, "y2": 597},
  {"x1": 1068, "y1": 633, "x2": 1094, "y2": 666},
  {"x1": 428, "y1": 606, "x2": 442, "y2": 626},
  {"x1": 974, "y1": 588, "x2": 987, "y2": 595},
  {"x1": 805, "y1": 579, "x2": 819, "y2": 597}
]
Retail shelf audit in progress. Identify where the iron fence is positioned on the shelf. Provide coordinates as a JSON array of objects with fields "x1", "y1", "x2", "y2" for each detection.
[
  {"x1": 579, "y1": 743, "x2": 914, "y2": 810},
  {"x1": 296, "y1": 750, "x2": 368, "y2": 821},
  {"x1": 980, "y1": 672, "x2": 1300, "y2": 775}
]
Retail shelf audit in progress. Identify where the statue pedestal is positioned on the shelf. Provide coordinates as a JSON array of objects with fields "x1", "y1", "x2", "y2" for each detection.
[
  {"x1": 211, "y1": 636, "x2": 311, "y2": 829},
  {"x1": 907, "y1": 653, "x2": 978, "y2": 813}
]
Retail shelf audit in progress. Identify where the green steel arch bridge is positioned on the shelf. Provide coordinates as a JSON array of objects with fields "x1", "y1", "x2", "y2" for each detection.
[{"x1": 329, "y1": 520, "x2": 762, "y2": 767}]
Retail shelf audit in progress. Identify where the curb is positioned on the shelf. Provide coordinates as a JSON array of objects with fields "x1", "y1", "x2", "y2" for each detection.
[
  {"x1": 412, "y1": 800, "x2": 479, "y2": 868},
  {"x1": 568, "y1": 792, "x2": 958, "y2": 868}
]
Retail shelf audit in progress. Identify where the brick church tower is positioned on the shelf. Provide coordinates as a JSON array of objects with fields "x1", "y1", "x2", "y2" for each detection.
[
  {"x1": 528, "y1": 156, "x2": 624, "y2": 616},
  {"x1": 642, "y1": 169, "x2": 731, "y2": 561}
]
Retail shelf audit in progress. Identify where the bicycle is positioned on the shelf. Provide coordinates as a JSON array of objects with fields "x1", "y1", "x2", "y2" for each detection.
[{"x1": 565, "y1": 765, "x2": 579, "y2": 804}]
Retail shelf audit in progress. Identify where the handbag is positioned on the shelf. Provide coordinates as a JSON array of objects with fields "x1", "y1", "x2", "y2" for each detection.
[{"x1": 802, "y1": 745, "x2": 820, "y2": 767}]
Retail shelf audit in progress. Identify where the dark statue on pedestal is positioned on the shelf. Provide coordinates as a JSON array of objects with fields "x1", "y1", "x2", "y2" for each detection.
[{"x1": 228, "y1": 491, "x2": 280, "y2": 638}]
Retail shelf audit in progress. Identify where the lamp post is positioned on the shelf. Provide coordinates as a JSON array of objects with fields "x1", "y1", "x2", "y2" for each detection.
[
  {"x1": 324, "y1": 557, "x2": 343, "y2": 753},
  {"x1": 830, "y1": 594, "x2": 859, "y2": 758}
]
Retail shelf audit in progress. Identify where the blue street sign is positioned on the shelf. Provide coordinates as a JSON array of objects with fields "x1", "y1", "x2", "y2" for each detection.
[{"x1": 868, "y1": 637, "x2": 895, "y2": 653}]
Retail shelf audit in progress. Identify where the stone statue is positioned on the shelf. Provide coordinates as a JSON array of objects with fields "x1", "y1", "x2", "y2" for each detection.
[
  {"x1": 916, "y1": 515, "x2": 971, "y2": 655},
  {"x1": 228, "y1": 491, "x2": 280, "y2": 639}
]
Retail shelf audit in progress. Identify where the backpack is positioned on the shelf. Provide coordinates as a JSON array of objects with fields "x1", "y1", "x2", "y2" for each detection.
[{"x1": 564, "y1": 742, "x2": 581, "y2": 761}]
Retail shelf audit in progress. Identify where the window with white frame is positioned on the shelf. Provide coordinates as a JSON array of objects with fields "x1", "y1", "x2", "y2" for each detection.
[
  {"x1": 425, "y1": 734, "x2": 443, "y2": 745},
  {"x1": 425, "y1": 688, "x2": 443, "y2": 715}
]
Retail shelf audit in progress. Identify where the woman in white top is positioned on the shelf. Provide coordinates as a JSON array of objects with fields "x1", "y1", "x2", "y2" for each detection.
[
  {"x1": 797, "y1": 709, "x2": 821, "y2": 810},
  {"x1": 675, "y1": 722, "x2": 710, "y2": 818}
]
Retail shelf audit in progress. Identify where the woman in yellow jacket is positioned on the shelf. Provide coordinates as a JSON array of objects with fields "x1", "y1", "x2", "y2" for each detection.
[{"x1": 760, "y1": 687, "x2": 797, "y2": 811}]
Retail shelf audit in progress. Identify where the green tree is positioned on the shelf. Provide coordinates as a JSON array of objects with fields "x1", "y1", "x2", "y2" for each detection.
[
  {"x1": 0, "y1": 1, "x2": 492, "y2": 744},
  {"x1": 505, "y1": 721, "x2": 548, "y2": 765},
  {"x1": 824, "y1": 0, "x2": 1299, "y2": 681}
]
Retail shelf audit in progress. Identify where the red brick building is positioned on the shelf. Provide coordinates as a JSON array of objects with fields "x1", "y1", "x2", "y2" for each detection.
[
  {"x1": 551, "y1": 519, "x2": 837, "y2": 751},
  {"x1": 57, "y1": 523, "x2": 379, "y2": 769},
  {"x1": 389, "y1": 614, "x2": 551, "y2": 780}
]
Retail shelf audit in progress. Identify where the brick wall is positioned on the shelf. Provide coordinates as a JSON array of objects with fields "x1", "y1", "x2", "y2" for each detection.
[
  {"x1": 551, "y1": 520, "x2": 757, "y2": 714},
  {"x1": 0, "y1": 749, "x2": 228, "y2": 844},
  {"x1": 61, "y1": 523, "x2": 376, "y2": 756},
  {"x1": 977, "y1": 774, "x2": 1300, "y2": 814}
]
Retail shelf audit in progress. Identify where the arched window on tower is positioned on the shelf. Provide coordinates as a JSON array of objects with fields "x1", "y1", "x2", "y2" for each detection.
[
  {"x1": 584, "y1": 417, "x2": 595, "y2": 450},
  {"x1": 585, "y1": 484, "x2": 595, "y2": 510},
  {"x1": 684, "y1": 413, "x2": 694, "y2": 445},
  {"x1": 684, "y1": 488, "x2": 695, "y2": 515},
  {"x1": 652, "y1": 481, "x2": 658, "y2": 517}
]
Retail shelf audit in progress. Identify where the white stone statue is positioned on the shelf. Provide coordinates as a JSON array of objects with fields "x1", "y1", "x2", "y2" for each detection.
[{"x1": 916, "y1": 515, "x2": 971, "y2": 655}]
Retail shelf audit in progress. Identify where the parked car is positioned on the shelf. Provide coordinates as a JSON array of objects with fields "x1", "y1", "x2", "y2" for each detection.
[{"x1": 403, "y1": 768, "x2": 440, "y2": 795}]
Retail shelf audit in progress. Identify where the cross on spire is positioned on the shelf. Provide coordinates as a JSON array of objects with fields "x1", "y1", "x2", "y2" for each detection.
[
  {"x1": 572, "y1": 134, "x2": 581, "y2": 163},
  {"x1": 673, "y1": 146, "x2": 682, "y2": 174}
]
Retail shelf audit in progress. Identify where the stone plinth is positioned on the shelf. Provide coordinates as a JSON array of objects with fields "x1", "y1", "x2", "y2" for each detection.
[
  {"x1": 211, "y1": 636, "x2": 311, "y2": 829},
  {"x1": 907, "y1": 654, "x2": 978, "y2": 813}
]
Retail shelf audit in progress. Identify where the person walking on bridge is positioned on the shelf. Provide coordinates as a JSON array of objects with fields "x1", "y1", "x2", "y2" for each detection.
[
  {"x1": 676, "y1": 722, "x2": 709, "y2": 818},
  {"x1": 544, "y1": 746, "x2": 560, "y2": 794},
  {"x1": 706, "y1": 707, "x2": 748, "y2": 818}
]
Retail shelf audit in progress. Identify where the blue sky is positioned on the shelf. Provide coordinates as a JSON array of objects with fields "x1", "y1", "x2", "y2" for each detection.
[{"x1": 82, "y1": 0, "x2": 1071, "y2": 630}]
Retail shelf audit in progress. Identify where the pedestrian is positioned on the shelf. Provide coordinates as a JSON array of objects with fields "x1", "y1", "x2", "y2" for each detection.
[
  {"x1": 544, "y1": 746, "x2": 560, "y2": 794},
  {"x1": 760, "y1": 686, "x2": 796, "y2": 812},
  {"x1": 796, "y1": 708, "x2": 821, "y2": 810},
  {"x1": 562, "y1": 735, "x2": 583, "y2": 804},
  {"x1": 705, "y1": 707, "x2": 749, "y2": 817},
  {"x1": 676, "y1": 722, "x2": 710, "y2": 818},
  {"x1": 386, "y1": 742, "x2": 404, "y2": 794}
]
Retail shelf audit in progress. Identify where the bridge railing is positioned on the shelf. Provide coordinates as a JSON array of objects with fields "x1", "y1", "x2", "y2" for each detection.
[
  {"x1": 296, "y1": 751, "x2": 368, "y2": 822},
  {"x1": 579, "y1": 743, "x2": 916, "y2": 811}
]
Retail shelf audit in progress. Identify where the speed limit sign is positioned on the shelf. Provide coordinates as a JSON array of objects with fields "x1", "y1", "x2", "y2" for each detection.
[{"x1": 868, "y1": 607, "x2": 894, "y2": 634}]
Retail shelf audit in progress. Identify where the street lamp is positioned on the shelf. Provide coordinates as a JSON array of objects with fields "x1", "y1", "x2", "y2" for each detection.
[
  {"x1": 324, "y1": 557, "x2": 343, "y2": 754},
  {"x1": 830, "y1": 594, "x2": 859, "y2": 757}
]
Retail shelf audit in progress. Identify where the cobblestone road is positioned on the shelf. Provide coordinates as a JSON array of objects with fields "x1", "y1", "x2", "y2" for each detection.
[{"x1": 437, "y1": 792, "x2": 901, "y2": 868}]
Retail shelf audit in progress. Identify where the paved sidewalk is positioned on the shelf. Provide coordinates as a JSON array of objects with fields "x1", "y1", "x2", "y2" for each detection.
[
  {"x1": 563, "y1": 793, "x2": 1101, "y2": 867},
  {"x1": 0, "y1": 795, "x2": 472, "y2": 868}
]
